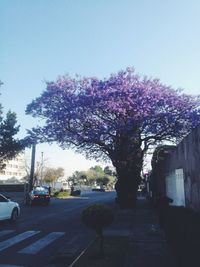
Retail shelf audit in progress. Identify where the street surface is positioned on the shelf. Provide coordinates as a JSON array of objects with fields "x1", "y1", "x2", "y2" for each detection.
[{"x1": 0, "y1": 191, "x2": 116, "y2": 267}]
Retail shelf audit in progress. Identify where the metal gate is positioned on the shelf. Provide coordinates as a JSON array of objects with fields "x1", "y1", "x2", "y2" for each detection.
[{"x1": 165, "y1": 168, "x2": 185, "y2": 206}]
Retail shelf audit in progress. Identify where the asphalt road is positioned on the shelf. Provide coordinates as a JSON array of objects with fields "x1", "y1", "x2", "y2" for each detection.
[{"x1": 0, "y1": 191, "x2": 116, "y2": 267}]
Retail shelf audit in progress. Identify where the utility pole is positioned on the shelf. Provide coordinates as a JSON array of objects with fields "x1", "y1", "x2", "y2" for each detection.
[
  {"x1": 29, "y1": 143, "x2": 36, "y2": 192},
  {"x1": 41, "y1": 151, "x2": 44, "y2": 185}
]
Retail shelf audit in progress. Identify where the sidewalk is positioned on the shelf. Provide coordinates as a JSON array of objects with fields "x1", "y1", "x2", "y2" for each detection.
[
  {"x1": 123, "y1": 198, "x2": 176, "y2": 267},
  {"x1": 69, "y1": 197, "x2": 176, "y2": 267}
]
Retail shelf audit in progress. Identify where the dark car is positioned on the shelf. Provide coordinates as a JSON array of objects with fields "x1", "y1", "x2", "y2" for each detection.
[{"x1": 28, "y1": 186, "x2": 50, "y2": 206}]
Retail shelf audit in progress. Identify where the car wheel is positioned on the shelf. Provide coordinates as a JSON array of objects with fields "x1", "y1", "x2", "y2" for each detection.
[{"x1": 11, "y1": 208, "x2": 19, "y2": 222}]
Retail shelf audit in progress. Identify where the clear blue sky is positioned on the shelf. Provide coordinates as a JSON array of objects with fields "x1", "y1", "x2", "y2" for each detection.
[{"x1": 1, "y1": 0, "x2": 200, "y2": 176}]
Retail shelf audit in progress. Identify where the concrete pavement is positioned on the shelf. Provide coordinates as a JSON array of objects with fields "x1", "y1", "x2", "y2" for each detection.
[
  {"x1": 68, "y1": 197, "x2": 176, "y2": 267},
  {"x1": 124, "y1": 198, "x2": 176, "y2": 267}
]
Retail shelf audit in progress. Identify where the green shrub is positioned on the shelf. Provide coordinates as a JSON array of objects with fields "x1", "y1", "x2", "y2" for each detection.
[
  {"x1": 56, "y1": 190, "x2": 71, "y2": 198},
  {"x1": 81, "y1": 204, "x2": 114, "y2": 230}
]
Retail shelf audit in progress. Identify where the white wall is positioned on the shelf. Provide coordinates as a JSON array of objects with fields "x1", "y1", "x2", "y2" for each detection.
[{"x1": 165, "y1": 169, "x2": 185, "y2": 206}]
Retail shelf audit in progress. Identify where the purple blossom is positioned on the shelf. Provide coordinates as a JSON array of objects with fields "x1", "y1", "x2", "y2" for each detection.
[{"x1": 26, "y1": 67, "x2": 200, "y2": 161}]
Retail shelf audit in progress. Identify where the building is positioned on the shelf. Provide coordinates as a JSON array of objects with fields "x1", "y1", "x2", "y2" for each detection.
[
  {"x1": 150, "y1": 125, "x2": 200, "y2": 211},
  {"x1": 0, "y1": 154, "x2": 26, "y2": 183}
]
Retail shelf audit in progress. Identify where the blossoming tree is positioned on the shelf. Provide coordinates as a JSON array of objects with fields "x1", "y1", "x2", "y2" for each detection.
[{"x1": 26, "y1": 68, "x2": 200, "y2": 208}]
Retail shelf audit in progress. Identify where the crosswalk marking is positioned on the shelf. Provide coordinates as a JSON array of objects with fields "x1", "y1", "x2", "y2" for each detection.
[
  {"x1": 0, "y1": 230, "x2": 15, "y2": 238},
  {"x1": 0, "y1": 231, "x2": 40, "y2": 252},
  {"x1": 19, "y1": 232, "x2": 65, "y2": 254}
]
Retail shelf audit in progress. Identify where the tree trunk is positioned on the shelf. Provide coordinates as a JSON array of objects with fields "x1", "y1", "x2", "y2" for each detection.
[
  {"x1": 115, "y1": 170, "x2": 141, "y2": 209},
  {"x1": 96, "y1": 228, "x2": 104, "y2": 257},
  {"x1": 111, "y1": 130, "x2": 144, "y2": 209},
  {"x1": 113, "y1": 153, "x2": 143, "y2": 209}
]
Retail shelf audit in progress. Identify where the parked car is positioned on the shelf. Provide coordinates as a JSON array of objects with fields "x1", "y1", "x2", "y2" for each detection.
[
  {"x1": 70, "y1": 186, "x2": 81, "y2": 196},
  {"x1": 92, "y1": 188, "x2": 105, "y2": 192},
  {"x1": 28, "y1": 186, "x2": 50, "y2": 206},
  {"x1": 0, "y1": 194, "x2": 20, "y2": 222}
]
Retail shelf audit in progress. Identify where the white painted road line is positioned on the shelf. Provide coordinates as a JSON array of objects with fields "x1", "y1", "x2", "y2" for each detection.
[
  {"x1": 19, "y1": 232, "x2": 65, "y2": 254},
  {"x1": 0, "y1": 230, "x2": 15, "y2": 238},
  {"x1": 0, "y1": 231, "x2": 40, "y2": 252}
]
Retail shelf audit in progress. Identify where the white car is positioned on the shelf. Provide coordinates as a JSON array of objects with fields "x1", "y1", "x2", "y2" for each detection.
[{"x1": 0, "y1": 194, "x2": 20, "y2": 222}]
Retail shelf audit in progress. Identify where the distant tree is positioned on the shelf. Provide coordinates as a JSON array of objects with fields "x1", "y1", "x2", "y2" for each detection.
[
  {"x1": 26, "y1": 68, "x2": 200, "y2": 208},
  {"x1": 104, "y1": 166, "x2": 115, "y2": 176},
  {"x1": 89, "y1": 165, "x2": 115, "y2": 188},
  {"x1": 0, "y1": 108, "x2": 25, "y2": 170},
  {"x1": 68, "y1": 169, "x2": 97, "y2": 187},
  {"x1": 68, "y1": 170, "x2": 88, "y2": 186},
  {"x1": 23, "y1": 155, "x2": 48, "y2": 186},
  {"x1": 90, "y1": 165, "x2": 104, "y2": 174},
  {"x1": 43, "y1": 167, "x2": 64, "y2": 186},
  {"x1": 0, "y1": 81, "x2": 27, "y2": 169},
  {"x1": 68, "y1": 165, "x2": 116, "y2": 189},
  {"x1": 96, "y1": 176, "x2": 110, "y2": 188},
  {"x1": 86, "y1": 169, "x2": 101, "y2": 185}
]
